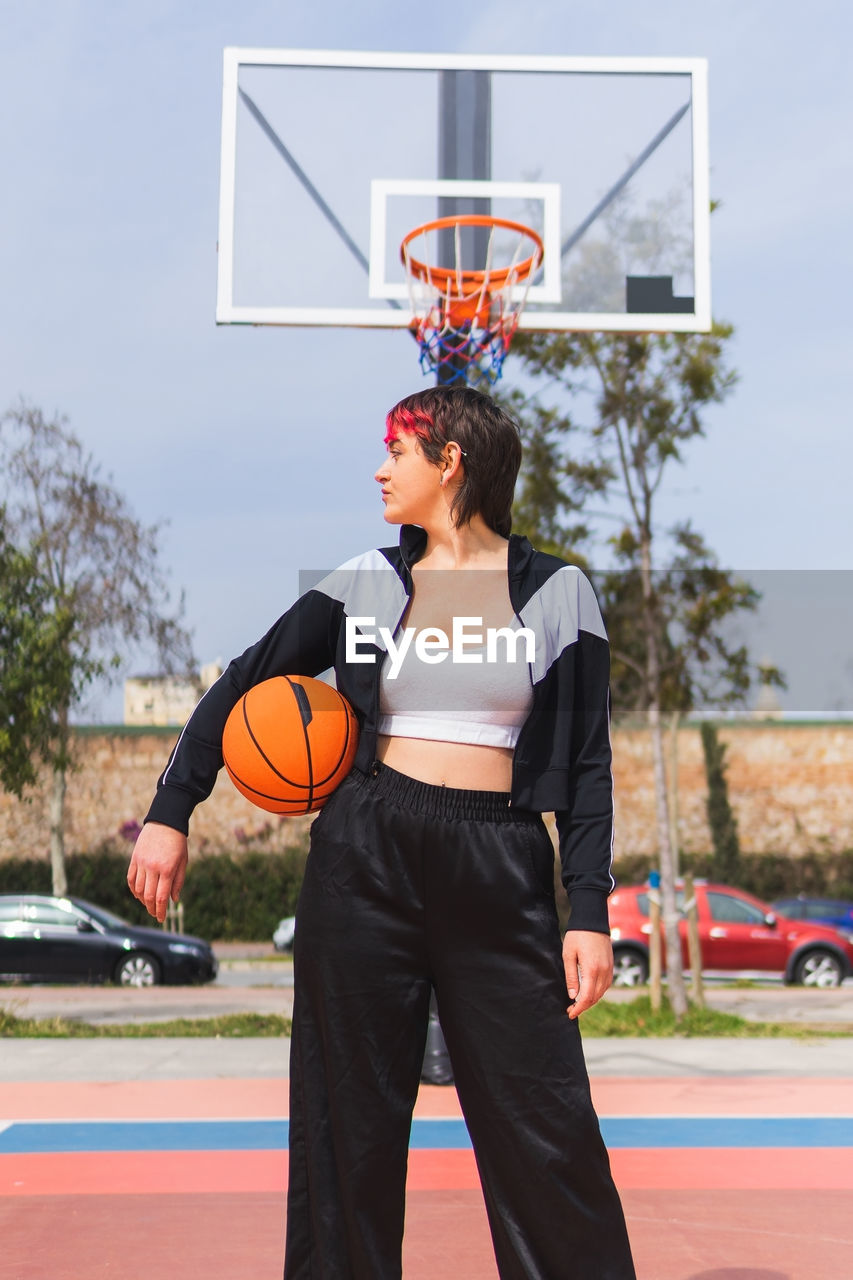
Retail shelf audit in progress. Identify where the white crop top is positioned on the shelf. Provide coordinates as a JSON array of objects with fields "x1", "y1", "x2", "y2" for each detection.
[{"x1": 377, "y1": 624, "x2": 535, "y2": 749}]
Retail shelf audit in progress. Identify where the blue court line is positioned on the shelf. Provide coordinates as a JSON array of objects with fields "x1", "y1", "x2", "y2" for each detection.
[{"x1": 2, "y1": 1116, "x2": 853, "y2": 1155}]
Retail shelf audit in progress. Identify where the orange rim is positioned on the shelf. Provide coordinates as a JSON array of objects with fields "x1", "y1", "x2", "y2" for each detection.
[{"x1": 400, "y1": 215, "x2": 544, "y2": 290}]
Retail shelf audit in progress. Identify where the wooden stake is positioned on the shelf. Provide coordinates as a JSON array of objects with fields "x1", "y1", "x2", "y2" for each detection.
[{"x1": 684, "y1": 871, "x2": 705, "y2": 1007}]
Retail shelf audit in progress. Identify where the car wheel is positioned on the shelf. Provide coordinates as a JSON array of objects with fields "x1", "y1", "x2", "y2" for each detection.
[
  {"x1": 115, "y1": 952, "x2": 161, "y2": 987},
  {"x1": 612, "y1": 947, "x2": 649, "y2": 987},
  {"x1": 793, "y1": 949, "x2": 844, "y2": 988}
]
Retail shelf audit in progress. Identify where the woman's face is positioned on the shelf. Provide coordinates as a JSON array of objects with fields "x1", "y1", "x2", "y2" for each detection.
[{"x1": 375, "y1": 431, "x2": 443, "y2": 525}]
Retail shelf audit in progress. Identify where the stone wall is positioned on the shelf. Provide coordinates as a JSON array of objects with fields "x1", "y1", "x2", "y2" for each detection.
[
  {"x1": 1, "y1": 722, "x2": 851, "y2": 862},
  {"x1": 0, "y1": 727, "x2": 311, "y2": 863},
  {"x1": 611, "y1": 722, "x2": 853, "y2": 857}
]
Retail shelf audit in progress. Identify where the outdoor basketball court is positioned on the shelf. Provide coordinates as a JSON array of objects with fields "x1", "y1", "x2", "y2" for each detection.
[
  {"x1": 2, "y1": 1038, "x2": 852, "y2": 1279},
  {"x1": 2, "y1": 40, "x2": 846, "y2": 1280}
]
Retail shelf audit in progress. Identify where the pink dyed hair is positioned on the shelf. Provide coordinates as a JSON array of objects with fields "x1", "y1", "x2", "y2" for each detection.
[{"x1": 383, "y1": 402, "x2": 438, "y2": 446}]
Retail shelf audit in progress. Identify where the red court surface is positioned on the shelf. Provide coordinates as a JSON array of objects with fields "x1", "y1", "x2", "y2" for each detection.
[{"x1": 2, "y1": 1074, "x2": 852, "y2": 1279}]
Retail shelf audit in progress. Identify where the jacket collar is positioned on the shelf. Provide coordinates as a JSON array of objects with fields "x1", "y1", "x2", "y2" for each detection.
[
  {"x1": 399, "y1": 524, "x2": 535, "y2": 577},
  {"x1": 399, "y1": 524, "x2": 428, "y2": 567}
]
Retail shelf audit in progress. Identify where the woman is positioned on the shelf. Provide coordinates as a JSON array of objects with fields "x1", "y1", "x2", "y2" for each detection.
[{"x1": 128, "y1": 385, "x2": 636, "y2": 1279}]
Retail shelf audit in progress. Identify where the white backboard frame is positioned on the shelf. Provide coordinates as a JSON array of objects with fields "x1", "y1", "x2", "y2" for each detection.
[{"x1": 217, "y1": 49, "x2": 711, "y2": 333}]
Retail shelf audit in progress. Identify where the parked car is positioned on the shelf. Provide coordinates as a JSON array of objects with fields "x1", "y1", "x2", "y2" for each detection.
[
  {"x1": 771, "y1": 895, "x2": 853, "y2": 932},
  {"x1": 0, "y1": 894, "x2": 218, "y2": 987},
  {"x1": 608, "y1": 881, "x2": 853, "y2": 988},
  {"x1": 273, "y1": 916, "x2": 296, "y2": 952}
]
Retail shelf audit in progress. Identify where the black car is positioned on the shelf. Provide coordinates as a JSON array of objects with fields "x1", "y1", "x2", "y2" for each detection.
[{"x1": 0, "y1": 894, "x2": 218, "y2": 987}]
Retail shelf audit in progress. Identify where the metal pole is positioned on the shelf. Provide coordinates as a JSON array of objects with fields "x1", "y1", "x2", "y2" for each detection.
[
  {"x1": 437, "y1": 71, "x2": 492, "y2": 384},
  {"x1": 648, "y1": 870, "x2": 663, "y2": 1012}
]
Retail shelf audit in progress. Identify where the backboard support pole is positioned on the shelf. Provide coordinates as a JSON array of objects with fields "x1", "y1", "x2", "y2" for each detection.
[{"x1": 437, "y1": 71, "x2": 492, "y2": 386}]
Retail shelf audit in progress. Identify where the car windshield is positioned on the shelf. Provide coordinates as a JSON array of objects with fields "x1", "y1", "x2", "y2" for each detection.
[{"x1": 75, "y1": 900, "x2": 133, "y2": 930}]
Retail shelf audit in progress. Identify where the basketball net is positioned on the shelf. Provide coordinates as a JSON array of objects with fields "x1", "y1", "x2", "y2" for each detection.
[{"x1": 400, "y1": 215, "x2": 544, "y2": 389}]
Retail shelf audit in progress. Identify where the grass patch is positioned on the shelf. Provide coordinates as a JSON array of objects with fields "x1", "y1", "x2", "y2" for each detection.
[
  {"x1": 0, "y1": 1008, "x2": 291, "y2": 1038},
  {"x1": 581, "y1": 995, "x2": 832, "y2": 1038},
  {"x1": 1, "y1": 996, "x2": 844, "y2": 1040}
]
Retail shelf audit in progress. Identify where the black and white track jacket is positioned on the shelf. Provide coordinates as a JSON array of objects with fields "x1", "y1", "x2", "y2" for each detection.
[{"x1": 146, "y1": 525, "x2": 615, "y2": 934}]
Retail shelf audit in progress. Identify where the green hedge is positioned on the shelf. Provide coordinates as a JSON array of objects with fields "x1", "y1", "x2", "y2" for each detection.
[
  {"x1": 181, "y1": 847, "x2": 309, "y2": 940},
  {"x1": 0, "y1": 852, "x2": 151, "y2": 926},
  {"x1": 613, "y1": 850, "x2": 853, "y2": 902},
  {"x1": 0, "y1": 840, "x2": 310, "y2": 941},
  {"x1": 3, "y1": 841, "x2": 852, "y2": 941}
]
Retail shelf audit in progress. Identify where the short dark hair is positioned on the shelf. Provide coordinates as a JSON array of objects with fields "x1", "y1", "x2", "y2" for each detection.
[{"x1": 384, "y1": 387, "x2": 522, "y2": 538}]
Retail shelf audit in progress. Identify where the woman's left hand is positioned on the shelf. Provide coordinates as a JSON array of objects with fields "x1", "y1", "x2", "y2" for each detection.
[{"x1": 562, "y1": 931, "x2": 614, "y2": 1019}]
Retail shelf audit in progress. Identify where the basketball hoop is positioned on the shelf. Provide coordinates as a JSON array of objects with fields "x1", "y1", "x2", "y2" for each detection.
[{"x1": 400, "y1": 215, "x2": 544, "y2": 388}]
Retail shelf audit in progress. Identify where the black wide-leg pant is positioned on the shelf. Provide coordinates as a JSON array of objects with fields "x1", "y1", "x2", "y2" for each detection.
[{"x1": 283, "y1": 764, "x2": 636, "y2": 1280}]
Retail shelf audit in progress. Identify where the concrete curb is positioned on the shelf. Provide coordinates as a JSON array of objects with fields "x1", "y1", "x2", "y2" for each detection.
[{"x1": 2, "y1": 1034, "x2": 852, "y2": 1083}]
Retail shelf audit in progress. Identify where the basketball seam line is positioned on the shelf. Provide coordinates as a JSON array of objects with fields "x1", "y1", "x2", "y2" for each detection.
[{"x1": 285, "y1": 676, "x2": 314, "y2": 810}]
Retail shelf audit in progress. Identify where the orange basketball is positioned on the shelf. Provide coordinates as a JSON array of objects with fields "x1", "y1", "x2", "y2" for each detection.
[{"x1": 222, "y1": 676, "x2": 359, "y2": 815}]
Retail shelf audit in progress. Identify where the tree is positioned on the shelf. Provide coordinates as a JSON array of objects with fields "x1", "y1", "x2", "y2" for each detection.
[
  {"x1": 0, "y1": 517, "x2": 75, "y2": 796},
  {"x1": 505, "y1": 325, "x2": 775, "y2": 1018},
  {"x1": 700, "y1": 721, "x2": 741, "y2": 883},
  {"x1": 0, "y1": 402, "x2": 195, "y2": 894}
]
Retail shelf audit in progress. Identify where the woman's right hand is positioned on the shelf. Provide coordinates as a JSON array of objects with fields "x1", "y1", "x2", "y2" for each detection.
[{"x1": 127, "y1": 822, "x2": 188, "y2": 923}]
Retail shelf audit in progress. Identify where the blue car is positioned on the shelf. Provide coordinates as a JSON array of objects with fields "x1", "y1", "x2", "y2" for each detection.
[{"x1": 772, "y1": 895, "x2": 853, "y2": 932}]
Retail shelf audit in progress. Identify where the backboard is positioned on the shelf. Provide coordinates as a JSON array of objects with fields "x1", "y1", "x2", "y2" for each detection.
[{"x1": 217, "y1": 50, "x2": 710, "y2": 334}]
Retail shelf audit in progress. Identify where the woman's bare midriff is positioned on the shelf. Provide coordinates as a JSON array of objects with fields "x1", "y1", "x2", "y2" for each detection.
[{"x1": 376, "y1": 734, "x2": 514, "y2": 792}]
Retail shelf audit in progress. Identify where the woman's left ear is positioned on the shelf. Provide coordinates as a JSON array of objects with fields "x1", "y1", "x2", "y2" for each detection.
[{"x1": 444, "y1": 441, "x2": 465, "y2": 476}]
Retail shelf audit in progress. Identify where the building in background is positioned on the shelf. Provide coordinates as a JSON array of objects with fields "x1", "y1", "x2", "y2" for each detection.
[{"x1": 123, "y1": 662, "x2": 222, "y2": 726}]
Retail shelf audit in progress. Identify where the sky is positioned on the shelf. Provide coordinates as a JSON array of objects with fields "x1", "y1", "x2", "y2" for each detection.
[{"x1": 1, "y1": 1, "x2": 851, "y2": 720}]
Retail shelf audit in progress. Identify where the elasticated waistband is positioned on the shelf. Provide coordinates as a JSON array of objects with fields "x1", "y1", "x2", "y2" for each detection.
[{"x1": 354, "y1": 761, "x2": 523, "y2": 822}]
